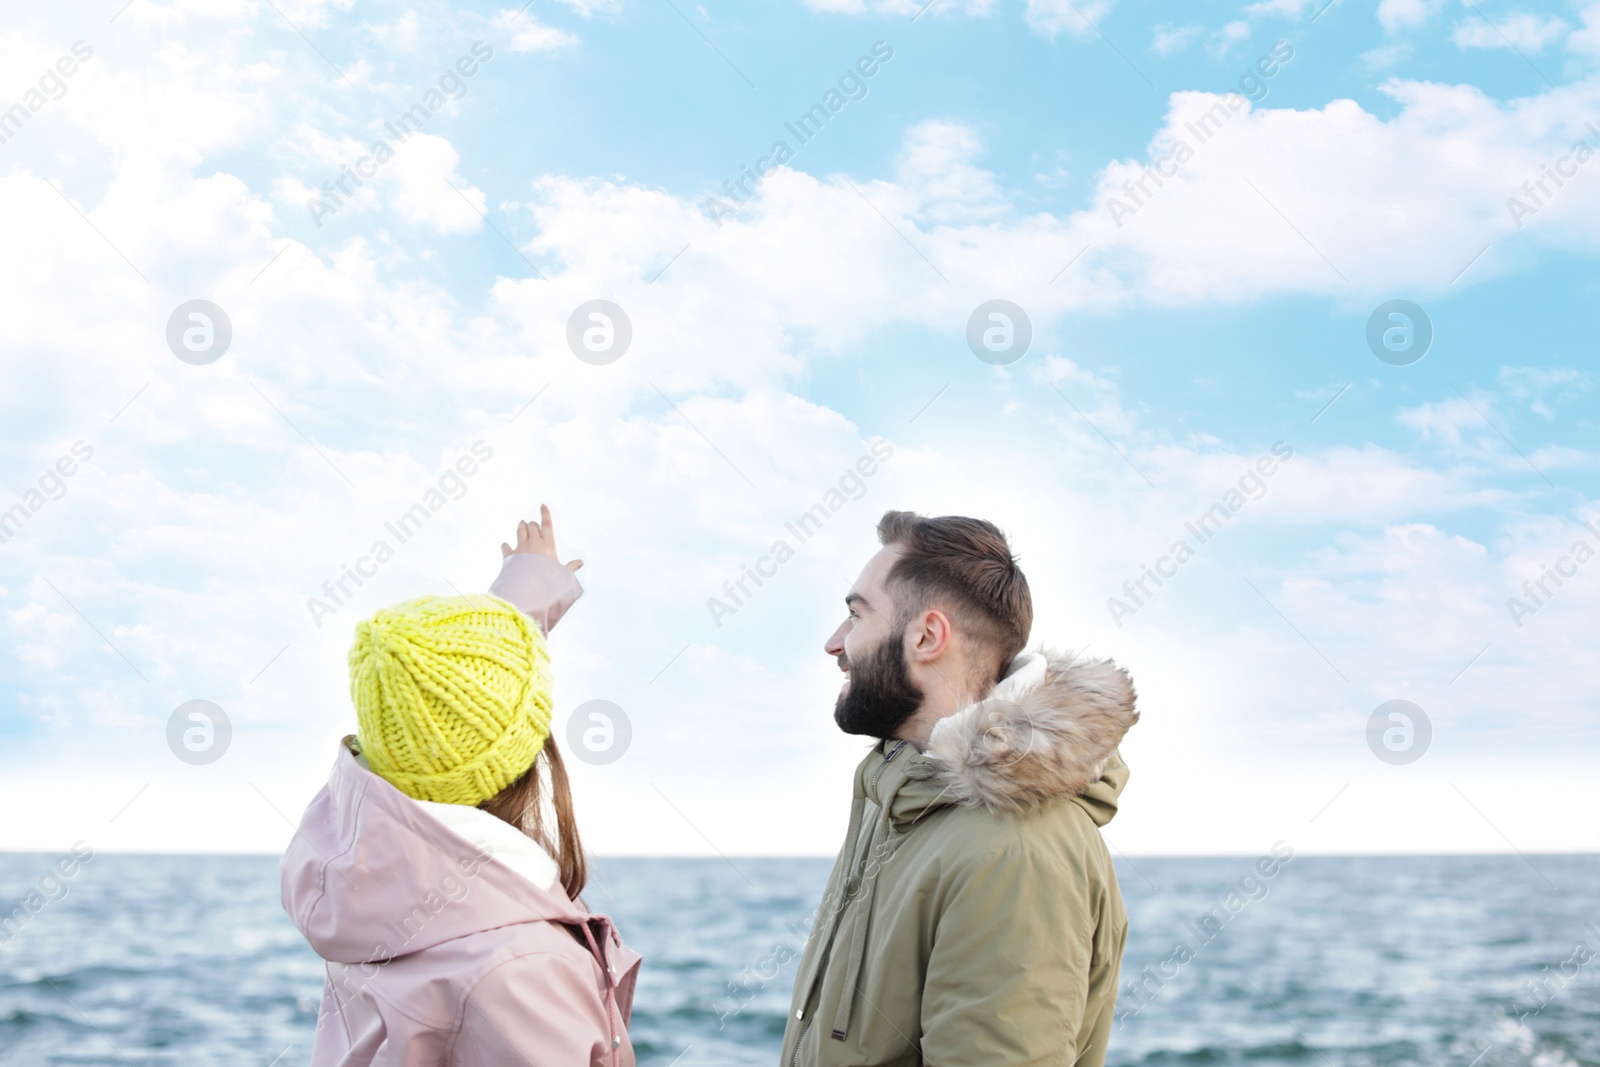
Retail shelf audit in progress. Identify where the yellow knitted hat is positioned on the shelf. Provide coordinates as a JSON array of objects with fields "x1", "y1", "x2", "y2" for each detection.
[{"x1": 348, "y1": 594, "x2": 553, "y2": 806}]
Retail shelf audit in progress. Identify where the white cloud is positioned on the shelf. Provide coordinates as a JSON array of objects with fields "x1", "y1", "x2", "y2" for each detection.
[
  {"x1": 1571, "y1": 3, "x2": 1600, "y2": 56},
  {"x1": 273, "y1": 0, "x2": 356, "y2": 26},
  {"x1": 1151, "y1": 23, "x2": 1203, "y2": 55},
  {"x1": 1243, "y1": 0, "x2": 1320, "y2": 17},
  {"x1": 1361, "y1": 40, "x2": 1414, "y2": 68},
  {"x1": 797, "y1": 0, "x2": 997, "y2": 16},
  {"x1": 1394, "y1": 388, "x2": 1588, "y2": 475},
  {"x1": 268, "y1": 126, "x2": 488, "y2": 234},
  {"x1": 507, "y1": 18, "x2": 581, "y2": 51},
  {"x1": 367, "y1": 10, "x2": 424, "y2": 49},
  {"x1": 1208, "y1": 19, "x2": 1252, "y2": 57},
  {"x1": 1499, "y1": 366, "x2": 1593, "y2": 418},
  {"x1": 1378, "y1": 0, "x2": 1445, "y2": 34},
  {"x1": 491, "y1": 8, "x2": 582, "y2": 49},
  {"x1": 786, "y1": 0, "x2": 1116, "y2": 41},
  {"x1": 1397, "y1": 396, "x2": 1494, "y2": 447},
  {"x1": 386, "y1": 133, "x2": 487, "y2": 232},
  {"x1": 893, "y1": 119, "x2": 1005, "y2": 223},
  {"x1": 550, "y1": 0, "x2": 617, "y2": 15},
  {"x1": 52, "y1": 40, "x2": 279, "y2": 163},
  {"x1": 1081, "y1": 76, "x2": 1600, "y2": 302},
  {"x1": 1452, "y1": 11, "x2": 1569, "y2": 51},
  {"x1": 1023, "y1": 0, "x2": 1113, "y2": 40}
]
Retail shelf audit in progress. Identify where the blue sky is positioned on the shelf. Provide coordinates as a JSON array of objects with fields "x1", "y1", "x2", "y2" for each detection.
[{"x1": 1, "y1": 0, "x2": 1597, "y2": 856}]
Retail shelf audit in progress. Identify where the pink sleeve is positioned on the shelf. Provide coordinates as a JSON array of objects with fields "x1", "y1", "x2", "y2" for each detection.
[{"x1": 490, "y1": 554, "x2": 584, "y2": 635}]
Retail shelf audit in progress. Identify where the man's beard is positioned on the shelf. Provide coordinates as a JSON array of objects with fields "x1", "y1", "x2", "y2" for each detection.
[{"x1": 833, "y1": 634, "x2": 924, "y2": 739}]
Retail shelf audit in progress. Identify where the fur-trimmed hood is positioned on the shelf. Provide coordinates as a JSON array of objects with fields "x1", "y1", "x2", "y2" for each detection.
[{"x1": 915, "y1": 648, "x2": 1138, "y2": 817}]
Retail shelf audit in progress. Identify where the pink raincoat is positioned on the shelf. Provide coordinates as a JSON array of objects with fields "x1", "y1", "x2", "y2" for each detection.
[{"x1": 280, "y1": 554, "x2": 641, "y2": 1066}]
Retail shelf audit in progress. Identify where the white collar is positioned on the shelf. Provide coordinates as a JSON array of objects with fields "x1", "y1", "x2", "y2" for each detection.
[{"x1": 414, "y1": 799, "x2": 561, "y2": 892}]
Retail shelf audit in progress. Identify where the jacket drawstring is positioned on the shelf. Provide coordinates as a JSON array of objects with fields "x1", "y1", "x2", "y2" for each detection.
[{"x1": 829, "y1": 807, "x2": 896, "y2": 1042}]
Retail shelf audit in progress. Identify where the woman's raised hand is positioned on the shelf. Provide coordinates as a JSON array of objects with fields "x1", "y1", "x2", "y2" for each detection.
[{"x1": 500, "y1": 504, "x2": 584, "y2": 572}]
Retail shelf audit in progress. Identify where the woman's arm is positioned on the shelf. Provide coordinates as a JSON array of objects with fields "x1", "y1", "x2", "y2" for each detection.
[{"x1": 489, "y1": 504, "x2": 585, "y2": 634}]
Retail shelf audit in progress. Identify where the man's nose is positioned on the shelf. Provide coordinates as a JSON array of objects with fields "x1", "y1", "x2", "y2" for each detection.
[{"x1": 824, "y1": 622, "x2": 847, "y2": 657}]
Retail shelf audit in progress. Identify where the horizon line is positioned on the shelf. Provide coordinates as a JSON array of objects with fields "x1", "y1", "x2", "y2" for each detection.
[{"x1": 1, "y1": 848, "x2": 1596, "y2": 860}]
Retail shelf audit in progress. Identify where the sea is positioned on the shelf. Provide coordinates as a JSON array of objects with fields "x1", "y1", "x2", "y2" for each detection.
[{"x1": 1, "y1": 853, "x2": 1596, "y2": 1066}]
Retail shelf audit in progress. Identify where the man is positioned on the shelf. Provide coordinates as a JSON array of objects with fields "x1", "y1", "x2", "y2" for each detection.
[{"x1": 782, "y1": 510, "x2": 1139, "y2": 1067}]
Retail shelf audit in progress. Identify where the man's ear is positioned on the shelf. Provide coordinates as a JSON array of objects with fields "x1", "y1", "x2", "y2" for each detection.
[{"x1": 906, "y1": 608, "x2": 952, "y2": 663}]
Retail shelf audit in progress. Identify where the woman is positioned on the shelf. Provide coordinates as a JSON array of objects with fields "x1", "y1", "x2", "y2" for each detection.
[{"x1": 281, "y1": 506, "x2": 640, "y2": 1066}]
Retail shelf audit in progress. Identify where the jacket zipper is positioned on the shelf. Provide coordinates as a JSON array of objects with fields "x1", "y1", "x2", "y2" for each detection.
[
  {"x1": 793, "y1": 1020, "x2": 813, "y2": 1067},
  {"x1": 607, "y1": 987, "x2": 621, "y2": 1067},
  {"x1": 872, "y1": 741, "x2": 905, "y2": 790}
]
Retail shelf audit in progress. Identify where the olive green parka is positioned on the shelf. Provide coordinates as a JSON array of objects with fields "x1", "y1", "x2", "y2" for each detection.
[{"x1": 782, "y1": 649, "x2": 1138, "y2": 1067}]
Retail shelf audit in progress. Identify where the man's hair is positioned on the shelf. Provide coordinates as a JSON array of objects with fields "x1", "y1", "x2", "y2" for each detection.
[{"x1": 876, "y1": 510, "x2": 1032, "y2": 682}]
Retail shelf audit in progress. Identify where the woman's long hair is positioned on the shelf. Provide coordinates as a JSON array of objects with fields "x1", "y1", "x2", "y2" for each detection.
[{"x1": 480, "y1": 736, "x2": 587, "y2": 899}]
